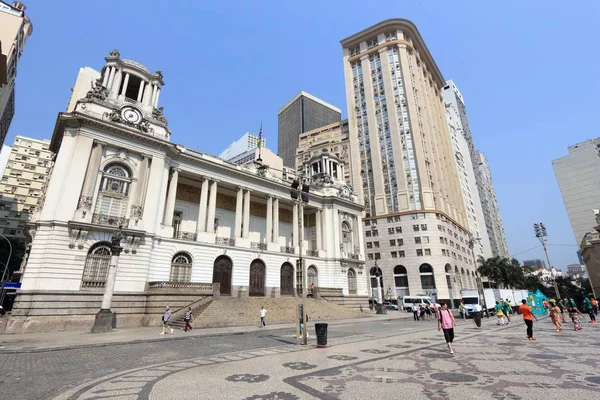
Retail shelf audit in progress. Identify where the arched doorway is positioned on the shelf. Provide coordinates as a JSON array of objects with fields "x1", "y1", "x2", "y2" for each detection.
[
  {"x1": 280, "y1": 263, "x2": 294, "y2": 296},
  {"x1": 307, "y1": 265, "x2": 318, "y2": 289},
  {"x1": 348, "y1": 268, "x2": 357, "y2": 294},
  {"x1": 213, "y1": 255, "x2": 232, "y2": 295},
  {"x1": 393, "y1": 265, "x2": 408, "y2": 299},
  {"x1": 419, "y1": 263, "x2": 436, "y2": 291},
  {"x1": 249, "y1": 259, "x2": 266, "y2": 297}
]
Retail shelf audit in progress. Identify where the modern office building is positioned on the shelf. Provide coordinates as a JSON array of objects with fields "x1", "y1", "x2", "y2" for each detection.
[
  {"x1": 552, "y1": 138, "x2": 600, "y2": 245},
  {"x1": 6, "y1": 52, "x2": 367, "y2": 333},
  {"x1": 0, "y1": 135, "x2": 52, "y2": 241},
  {"x1": 523, "y1": 259, "x2": 547, "y2": 270},
  {"x1": 442, "y1": 80, "x2": 493, "y2": 260},
  {"x1": 295, "y1": 120, "x2": 352, "y2": 186},
  {"x1": 277, "y1": 91, "x2": 341, "y2": 167},
  {"x1": 219, "y1": 132, "x2": 265, "y2": 162},
  {"x1": 0, "y1": 1, "x2": 33, "y2": 148},
  {"x1": 0, "y1": 144, "x2": 11, "y2": 176},
  {"x1": 473, "y1": 151, "x2": 510, "y2": 258},
  {"x1": 341, "y1": 19, "x2": 478, "y2": 304}
]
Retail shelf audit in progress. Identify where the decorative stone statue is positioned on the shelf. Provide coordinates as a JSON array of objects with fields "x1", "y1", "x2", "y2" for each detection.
[
  {"x1": 109, "y1": 49, "x2": 120, "y2": 58},
  {"x1": 85, "y1": 78, "x2": 109, "y2": 101},
  {"x1": 111, "y1": 226, "x2": 123, "y2": 249}
]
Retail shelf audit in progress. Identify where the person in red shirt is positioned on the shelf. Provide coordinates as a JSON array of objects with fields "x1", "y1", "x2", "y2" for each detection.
[{"x1": 519, "y1": 299, "x2": 539, "y2": 340}]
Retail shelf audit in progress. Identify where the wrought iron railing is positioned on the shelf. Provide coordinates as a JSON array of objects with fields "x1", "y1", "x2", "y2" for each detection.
[
  {"x1": 280, "y1": 246, "x2": 294, "y2": 254},
  {"x1": 306, "y1": 249, "x2": 318, "y2": 257},
  {"x1": 81, "y1": 280, "x2": 106, "y2": 289},
  {"x1": 174, "y1": 231, "x2": 197, "y2": 241},
  {"x1": 92, "y1": 213, "x2": 129, "y2": 227},
  {"x1": 251, "y1": 242, "x2": 267, "y2": 250},
  {"x1": 216, "y1": 237, "x2": 235, "y2": 246}
]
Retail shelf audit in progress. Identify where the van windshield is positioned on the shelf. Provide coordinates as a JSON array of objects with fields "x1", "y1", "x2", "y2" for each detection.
[
  {"x1": 423, "y1": 299, "x2": 431, "y2": 305},
  {"x1": 463, "y1": 297, "x2": 479, "y2": 304}
]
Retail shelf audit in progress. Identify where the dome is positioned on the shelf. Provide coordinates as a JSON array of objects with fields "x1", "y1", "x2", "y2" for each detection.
[{"x1": 121, "y1": 59, "x2": 151, "y2": 75}]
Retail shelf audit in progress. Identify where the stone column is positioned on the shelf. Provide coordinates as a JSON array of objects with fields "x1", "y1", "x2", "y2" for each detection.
[
  {"x1": 151, "y1": 85, "x2": 158, "y2": 106},
  {"x1": 142, "y1": 83, "x2": 152, "y2": 105},
  {"x1": 137, "y1": 80, "x2": 145, "y2": 102},
  {"x1": 102, "y1": 66, "x2": 111, "y2": 87},
  {"x1": 162, "y1": 168, "x2": 179, "y2": 226},
  {"x1": 107, "y1": 67, "x2": 116, "y2": 91},
  {"x1": 130, "y1": 155, "x2": 150, "y2": 219},
  {"x1": 77, "y1": 141, "x2": 104, "y2": 213},
  {"x1": 242, "y1": 189, "x2": 250, "y2": 238},
  {"x1": 206, "y1": 180, "x2": 218, "y2": 234},
  {"x1": 154, "y1": 88, "x2": 161, "y2": 106},
  {"x1": 272, "y1": 197, "x2": 280, "y2": 244},
  {"x1": 234, "y1": 186, "x2": 243, "y2": 238},
  {"x1": 265, "y1": 196, "x2": 273, "y2": 243},
  {"x1": 197, "y1": 178, "x2": 209, "y2": 235},
  {"x1": 292, "y1": 202, "x2": 299, "y2": 248},
  {"x1": 315, "y1": 209, "x2": 322, "y2": 250},
  {"x1": 120, "y1": 73, "x2": 130, "y2": 97},
  {"x1": 110, "y1": 70, "x2": 123, "y2": 99}
]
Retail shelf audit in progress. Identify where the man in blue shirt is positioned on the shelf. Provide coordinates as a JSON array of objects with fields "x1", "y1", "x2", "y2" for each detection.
[{"x1": 160, "y1": 306, "x2": 174, "y2": 335}]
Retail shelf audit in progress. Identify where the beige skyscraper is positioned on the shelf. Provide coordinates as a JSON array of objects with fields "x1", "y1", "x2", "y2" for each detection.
[{"x1": 341, "y1": 19, "x2": 476, "y2": 303}]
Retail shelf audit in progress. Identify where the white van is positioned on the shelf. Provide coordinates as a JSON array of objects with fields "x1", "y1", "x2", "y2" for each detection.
[{"x1": 401, "y1": 296, "x2": 439, "y2": 312}]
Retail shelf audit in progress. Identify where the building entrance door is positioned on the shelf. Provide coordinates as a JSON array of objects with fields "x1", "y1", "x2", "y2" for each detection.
[
  {"x1": 249, "y1": 260, "x2": 266, "y2": 297},
  {"x1": 280, "y1": 263, "x2": 294, "y2": 296},
  {"x1": 213, "y1": 256, "x2": 232, "y2": 295}
]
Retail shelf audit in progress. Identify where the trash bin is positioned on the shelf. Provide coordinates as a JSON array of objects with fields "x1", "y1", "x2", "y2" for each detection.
[
  {"x1": 473, "y1": 311, "x2": 482, "y2": 327},
  {"x1": 315, "y1": 323, "x2": 328, "y2": 347}
]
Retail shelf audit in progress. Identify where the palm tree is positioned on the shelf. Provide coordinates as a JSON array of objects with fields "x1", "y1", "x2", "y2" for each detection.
[{"x1": 477, "y1": 256, "x2": 506, "y2": 288}]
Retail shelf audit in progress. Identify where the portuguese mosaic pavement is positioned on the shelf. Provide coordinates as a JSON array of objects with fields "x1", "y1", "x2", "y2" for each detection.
[{"x1": 50, "y1": 317, "x2": 600, "y2": 400}]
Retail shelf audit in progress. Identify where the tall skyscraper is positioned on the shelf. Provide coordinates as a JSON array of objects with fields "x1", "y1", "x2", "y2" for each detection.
[
  {"x1": 473, "y1": 151, "x2": 510, "y2": 258},
  {"x1": 341, "y1": 19, "x2": 478, "y2": 303},
  {"x1": 0, "y1": 135, "x2": 53, "y2": 241},
  {"x1": 442, "y1": 80, "x2": 493, "y2": 260},
  {"x1": 0, "y1": 1, "x2": 33, "y2": 148},
  {"x1": 277, "y1": 91, "x2": 341, "y2": 167},
  {"x1": 552, "y1": 138, "x2": 600, "y2": 245}
]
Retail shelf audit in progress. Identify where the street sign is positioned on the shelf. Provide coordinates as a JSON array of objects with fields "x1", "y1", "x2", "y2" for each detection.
[{"x1": 3, "y1": 282, "x2": 21, "y2": 289}]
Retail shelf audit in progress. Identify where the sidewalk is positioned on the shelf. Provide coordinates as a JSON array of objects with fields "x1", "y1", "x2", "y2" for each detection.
[{"x1": 0, "y1": 310, "x2": 410, "y2": 353}]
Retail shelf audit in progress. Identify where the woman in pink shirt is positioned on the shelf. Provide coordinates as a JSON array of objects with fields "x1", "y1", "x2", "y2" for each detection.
[{"x1": 437, "y1": 302, "x2": 457, "y2": 354}]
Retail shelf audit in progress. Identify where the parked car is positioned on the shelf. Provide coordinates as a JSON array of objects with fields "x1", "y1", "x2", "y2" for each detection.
[{"x1": 384, "y1": 302, "x2": 399, "y2": 310}]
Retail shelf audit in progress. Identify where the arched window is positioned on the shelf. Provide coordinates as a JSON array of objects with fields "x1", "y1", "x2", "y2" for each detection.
[
  {"x1": 445, "y1": 264, "x2": 453, "y2": 290},
  {"x1": 94, "y1": 163, "x2": 132, "y2": 225},
  {"x1": 419, "y1": 263, "x2": 435, "y2": 290},
  {"x1": 348, "y1": 268, "x2": 357, "y2": 294},
  {"x1": 82, "y1": 242, "x2": 112, "y2": 288},
  {"x1": 170, "y1": 252, "x2": 192, "y2": 282},
  {"x1": 307, "y1": 265, "x2": 319, "y2": 288},
  {"x1": 370, "y1": 266, "x2": 383, "y2": 298},
  {"x1": 394, "y1": 265, "x2": 409, "y2": 299},
  {"x1": 341, "y1": 221, "x2": 352, "y2": 253}
]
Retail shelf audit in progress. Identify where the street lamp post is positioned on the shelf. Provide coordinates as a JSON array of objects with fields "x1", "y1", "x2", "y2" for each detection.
[
  {"x1": 0, "y1": 233, "x2": 13, "y2": 306},
  {"x1": 91, "y1": 226, "x2": 124, "y2": 333},
  {"x1": 534, "y1": 222, "x2": 560, "y2": 299},
  {"x1": 468, "y1": 236, "x2": 489, "y2": 318},
  {"x1": 291, "y1": 179, "x2": 310, "y2": 345}
]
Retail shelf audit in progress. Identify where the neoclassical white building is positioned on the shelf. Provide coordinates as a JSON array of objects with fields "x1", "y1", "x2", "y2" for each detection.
[{"x1": 6, "y1": 51, "x2": 366, "y2": 333}]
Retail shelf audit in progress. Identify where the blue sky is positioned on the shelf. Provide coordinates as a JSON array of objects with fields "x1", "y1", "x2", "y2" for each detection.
[{"x1": 8, "y1": 0, "x2": 599, "y2": 269}]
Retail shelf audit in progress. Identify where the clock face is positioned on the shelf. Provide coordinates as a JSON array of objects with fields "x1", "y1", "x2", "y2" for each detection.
[{"x1": 121, "y1": 107, "x2": 142, "y2": 124}]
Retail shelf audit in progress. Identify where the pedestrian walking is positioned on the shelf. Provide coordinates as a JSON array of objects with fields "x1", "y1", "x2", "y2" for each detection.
[
  {"x1": 425, "y1": 305, "x2": 432, "y2": 321},
  {"x1": 183, "y1": 307, "x2": 193, "y2": 332},
  {"x1": 419, "y1": 305, "x2": 425, "y2": 321},
  {"x1": 459, "y1": 301, "x2": 466, "y2": 321},
  {"x1": 437, "y1": 302, "x2": 456, "y2": 355},
  {"x1": 584, "y1": 297, "x2": 597, "y2": 323},
  {"x1": 543, "y1": 299, "x2": 550, "y2": 315},
  {"x1": 412, "y1": 304, "x2": 420, "y2": 321},
  {"x1": 519, "y1": 299, "x2": 538, "y2": 341},
  {"x1": 160, "y1": 305, "x2": 174, "y2": 335},
  {"x1": 258, "y1": 306, "x2": 267, "y2": 327},
  {"x1": 495, "y1": 301, "x2": 505, "y2": 326},
  {"x1": 591, "y1": 297, "x2": 598, "y2": 315},
  {"x1": 568, "y1": 298, "x2": 584, "y2": 331},
  {"x1": 502, "y1": 299, "x2": 512, "y2": 324},
  {"x1": 557, "y1": 299, "x2": 567, "y2": 323},
  {"x1": 549, "y1": 300, "x2": 562, "y2": 332}
]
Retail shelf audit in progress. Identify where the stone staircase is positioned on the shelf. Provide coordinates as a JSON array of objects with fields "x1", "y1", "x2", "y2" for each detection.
[
  {"x1": 170, "y1": 297, "x2": 214, "y2": 330},
  {"x1": 184, "y1": 297, "x2": 369, "y2": 328}
]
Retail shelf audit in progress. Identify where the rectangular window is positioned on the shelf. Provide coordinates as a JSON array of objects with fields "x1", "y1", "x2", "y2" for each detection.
[
  {"x1": 440, "y1": 237, "x2": 444, "y2": 243},
  {"x1": 399, "y1": 250, "x2": 405, "y2": 257},
  {"x1": 415, "y1": 237, "x2": 421, "y2": 244},
  {"x1": 420, "y1": 224, "x2": 428, "y2": 231},
  {"x1": 387, "y1": 217, "x2": 394, "y2": 223},
  {"x1": 442, "y1": 249, "x2": 446, "y2": 256},
  {"x1": 422, "y1": 236, "x2": 429, "y2": 244},
  {"x1": 366, "y1": 231, "x2": 371, "y2": 237},
  {"x1": 374, "y1": 253, "x2": 381, "y2": 260},
  {"x1": 368, "y1": 253, "x2": 374, "y2": 260},
  {"x1": 425, "y1": 249, "x2": 431, "y2": 256},
  {"x1": 395, "y1": 226, "x2": 402, "y2": 233},
  {"x1": 398, "y1": 238, "x2": 404, "y2": 246},
  {"x1": 438, "y1": 224, "x2": 443, "y2": 231},
  {"x1": 413, "y1": 225, "x2": 419, "y2": 232},
  {"x1": 394, "y1": 216, "x2": 401, "y2": 222},
  {"x1": 389, "y1": 239, "x2": 396, "y2": 246},
  {"x1": 367, "y1": 242, "x2": 373, "y2": 249},
  {"x1": 365, "y1": 220, "x2": 371, "y2": 226},
  {"x1": 372, "y1": 230, "x2": 379, "y2": 237},
  {"x1": 374, "y1": 241, "x2": 380, "y2": 248},
  {"x1": 388, "y1": 228, "x2": 395, "y2": 234},
  {"x1": 391, "y1": 251, "x2": 397, "y2": 258},
  {"x1": 416, "y1": 249, "x2": 423, "y2": 256}
]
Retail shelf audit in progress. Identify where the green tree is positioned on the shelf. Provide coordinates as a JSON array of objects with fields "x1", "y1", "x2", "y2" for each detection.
[
  {"x1": 477, "y1": 256, "x2": 505, "y2": 288},
  {"x1": 0, "y1": 238, "x2": 27, "y2": 282}
]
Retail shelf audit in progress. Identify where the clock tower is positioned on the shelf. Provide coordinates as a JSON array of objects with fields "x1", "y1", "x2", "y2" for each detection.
[{"x1": 73, "y1": 49, "x2": 170, "y2": 140}]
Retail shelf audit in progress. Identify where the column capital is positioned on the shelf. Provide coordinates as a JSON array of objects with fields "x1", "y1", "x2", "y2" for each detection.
[
  {"x1": 210, "y1": 178, "x2": 220, "y2": 184},
  {"x1": 141, "y1": 153, "x2": 153, "y2": 160},
  {"x1": 93, "y1": 140, "x2": 107, "y2": 148},
  {"x1": 171, "y1": 167, "x2": 181, "y2": 173}
]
